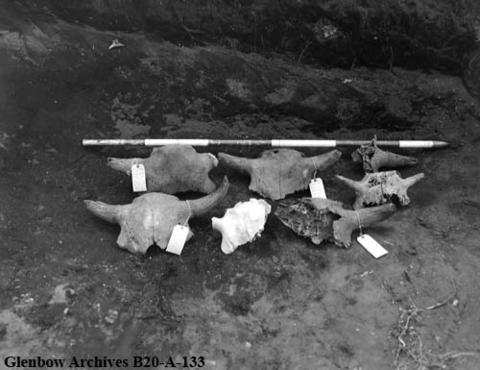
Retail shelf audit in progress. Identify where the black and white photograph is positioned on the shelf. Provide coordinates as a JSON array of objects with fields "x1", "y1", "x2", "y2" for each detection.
[{"x1": 1, "y1": 1, "x2": 479, "y2": 369}]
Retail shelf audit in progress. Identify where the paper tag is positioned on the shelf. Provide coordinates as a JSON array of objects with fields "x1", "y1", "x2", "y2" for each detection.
[
  {"x1": 309, "y1": 178, "x2": 327, "y2": 199},
  {"x1": 357, "y1": 234, "x2": 388, "y2": 258},
  {"x1": 131, "y1": 164, "x2": 147, "y2": 192},
  {"x1": 165, "y1": 225, "x2": 189, "y2": 255}
]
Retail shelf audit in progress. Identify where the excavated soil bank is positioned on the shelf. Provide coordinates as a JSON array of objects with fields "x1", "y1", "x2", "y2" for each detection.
[{"x1": 1, "y1": 2, "x2": 480, "y2": 370}]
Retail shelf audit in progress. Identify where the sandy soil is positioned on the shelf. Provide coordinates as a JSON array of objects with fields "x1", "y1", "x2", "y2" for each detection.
[{"x1": 1, "y1": 5, "x2": 480, "y2": 370}]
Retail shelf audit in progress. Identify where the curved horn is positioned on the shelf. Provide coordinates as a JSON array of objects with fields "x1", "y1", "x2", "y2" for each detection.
[
  {"x1": 354, "y1": 203, "x2": 397, "y2": 227},
  {"x1": 336, "y1": 174, "x2": 366, "y2": 194},
  {"x1": 401, "y1": 173, "x2": 425, "y2": 188},
  {"x1": 307, "y1": 149, "x2": 342, "y2": 171},
  {"x1": 218, "y1": 153, "x2": 252, "y2": 174},
  {"x1": 189, "y1": 177, "x2": 229, "y2": 217},
  {"x1": 333, "y1": 203, "x2": 396, "y2": 247},
  {"x1": 107, "y1": 157, "x2": 143, "y2": 174},
  {"x1": 84, "y1": 200, "x2": 126, "y2": 224},
  {"x1": 374, "y1": 150, "x2": 418, "y2": 171}
]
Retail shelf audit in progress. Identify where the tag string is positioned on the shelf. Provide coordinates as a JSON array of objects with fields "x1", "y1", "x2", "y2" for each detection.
[
  {"x1": 184, "y1": 200, "x2": 191, "y2": 226},
  {"x1": 278, "y1": 160, "x2": 282, "y2": 199},
  {"x1": 355, "y1": 210, "x2": 363, "y2": 236},
  {"x1": 312, "y1": 158, "x2": 318, "y2": 179}
]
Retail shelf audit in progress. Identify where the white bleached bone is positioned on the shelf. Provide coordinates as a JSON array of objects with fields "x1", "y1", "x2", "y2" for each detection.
[{"x1": 212, "y1": 199, "x2": 271, "y2": 254}]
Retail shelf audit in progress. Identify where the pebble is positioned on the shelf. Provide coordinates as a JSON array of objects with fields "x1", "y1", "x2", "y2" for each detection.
[{"x1": 105, "y1": 309, "x2": 118, "y2": 324}]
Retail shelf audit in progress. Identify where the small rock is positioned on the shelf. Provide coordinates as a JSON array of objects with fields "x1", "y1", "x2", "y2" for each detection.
[
  {"x1": 49, "y1": 283, "x2": 73, "y2": 304},
  {"x1": 109, "y1": 39, "x2": 125, "y2": 50},
  {"x1": 105, "y1": 309, "x2": 118, "y2": 324}
]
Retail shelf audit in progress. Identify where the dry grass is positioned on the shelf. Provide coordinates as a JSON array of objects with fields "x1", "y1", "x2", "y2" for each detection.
[{"x1": 392, "y1": 283, "x2": 479, "y2": 369}]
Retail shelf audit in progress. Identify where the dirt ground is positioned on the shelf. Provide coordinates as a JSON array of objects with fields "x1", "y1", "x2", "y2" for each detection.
[{"x1": 1, "y1": 4, "x2": 480, "y2": 370}]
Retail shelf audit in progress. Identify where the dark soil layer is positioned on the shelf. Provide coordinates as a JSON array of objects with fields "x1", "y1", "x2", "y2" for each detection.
[
  {"x1": 13, "y1": 0, "x2": 480, "y2": 73},
  {"x1": 1, "y1": 3, "x2": 480, "y2": 370}
]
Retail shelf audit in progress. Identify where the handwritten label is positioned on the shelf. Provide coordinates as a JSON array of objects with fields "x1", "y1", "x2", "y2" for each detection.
[
  {"x1": 131, "y1": 164, "x2": 147, "y2": 192},
  {"x1": 166, "y1": 225, "x2": 189, "y2": 255},
  {"x1": 309, "y1": 178, "x2": 327, "y2": 199},
  {"x1": 357, "y1": 234, "x2": 388, "y2": 258}
]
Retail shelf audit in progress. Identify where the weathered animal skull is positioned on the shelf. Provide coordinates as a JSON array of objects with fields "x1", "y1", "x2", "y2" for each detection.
[
  {"x1": 275, "y1": 198, "x2": 396, "y2": 247},
  {"x1": 85, "y1": 177, "x2": 229, "y2": 254},
  {"x1": 352, "y1": 137, "x2": 417, "y2": 173},
  {"x1": 219, "y1": 149, "x2": 342, "y2": 200},
  {"x1": 107, "y1": 145, "x2": 218, "y2": 194},
  {"x1": 336, "y1": 170, "x2": 424, "y2": 209},
  {"x1": 212, "y1": 199, "x2": 271, "y2": 254}
]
